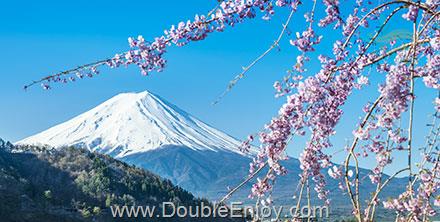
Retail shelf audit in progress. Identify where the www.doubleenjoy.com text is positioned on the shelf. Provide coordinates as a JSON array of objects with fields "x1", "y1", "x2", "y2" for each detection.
[{"x1": 110, "y1": 201, "x2": 329, "y2": 219}]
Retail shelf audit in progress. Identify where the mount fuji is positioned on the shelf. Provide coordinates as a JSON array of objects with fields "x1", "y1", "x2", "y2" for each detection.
[
  {"x1": 18, "y1": 91, "x2": 405, "y2": 210},
  {"x1": 18, "y1": 91, "x2": 260, "y2": 199},
  {"x1": 19, "y1": 91, "x2": 252, "y2": 158}
]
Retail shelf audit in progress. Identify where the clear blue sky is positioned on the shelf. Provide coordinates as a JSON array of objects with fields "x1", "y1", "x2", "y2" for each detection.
[{"x1": 0, "y1": 0, "x2": 437, "y2": 174}]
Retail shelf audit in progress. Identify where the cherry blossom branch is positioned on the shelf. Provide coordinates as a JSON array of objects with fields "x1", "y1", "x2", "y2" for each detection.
[
  {"x1": 24, "y1": 58, "x2": 111, "y2": 90},
  {"x1": 24, "y1": 0, "x2": 274, "y2": 90},
  {"x1": 365, "y1": 167, "x2": 410, "y2": 221},
  {"x1": 345, "y1": 96, "x2": 382, "y2": 221}
]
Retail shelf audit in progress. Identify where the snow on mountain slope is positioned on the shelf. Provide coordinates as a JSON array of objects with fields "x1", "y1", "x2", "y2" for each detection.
[{"x1": 18, "y1": 91, "x2": 253, "y2": 158}]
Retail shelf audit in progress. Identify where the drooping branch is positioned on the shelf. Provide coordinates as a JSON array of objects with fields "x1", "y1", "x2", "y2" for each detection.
[{"x1": 25, "y1": 0, "x2": 292, "y2": 90}]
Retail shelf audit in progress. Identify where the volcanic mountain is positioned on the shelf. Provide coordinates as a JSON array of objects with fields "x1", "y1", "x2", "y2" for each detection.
[
  {"x1": 19, "y1": 91, "x2": 251, "y2": 158},
  {"x1": 18, "y1": 91, "x2": 258, "y2": 198}
]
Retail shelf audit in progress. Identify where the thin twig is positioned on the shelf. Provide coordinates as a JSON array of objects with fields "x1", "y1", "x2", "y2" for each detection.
[
  {"x1": 217, "y1": 162, "x2": 268, "y2": 204},
  {"x1": 212, "y1": 9, "x2": 296, "y2": 105}
]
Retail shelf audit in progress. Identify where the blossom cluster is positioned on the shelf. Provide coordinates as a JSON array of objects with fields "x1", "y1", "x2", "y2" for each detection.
[
  {"x1": 383, "y1": 167, "x2": 440, "y2": 220},
  {"x1": 290, "y1": 27, "x2": 322, "y2": 52}
]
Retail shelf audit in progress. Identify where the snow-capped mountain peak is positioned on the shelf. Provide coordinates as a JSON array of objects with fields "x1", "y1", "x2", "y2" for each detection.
[{"x1": 18, "y1": 91, "x2": 252, "y2": 158}]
